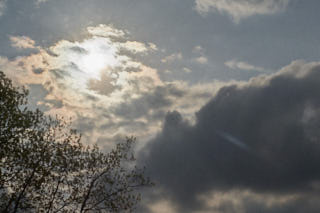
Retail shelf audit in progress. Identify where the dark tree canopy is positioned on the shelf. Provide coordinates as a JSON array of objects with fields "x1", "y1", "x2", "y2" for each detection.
[{"x1": 0, "y1": 71, "x2": 152, "y2": 213}]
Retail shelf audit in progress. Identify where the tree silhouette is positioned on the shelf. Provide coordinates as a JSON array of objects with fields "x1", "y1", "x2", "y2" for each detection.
[{"x1": 0, "y1": 71, "x2": 152, "y2": 212}]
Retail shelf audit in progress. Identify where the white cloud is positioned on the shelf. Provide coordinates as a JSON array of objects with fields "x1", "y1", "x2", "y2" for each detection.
[
  {"x1": 10, "y1": 36, "x2": 36, "y2": 49},
  {"x1": 148, "y1": 43, "x2": 158, "y2": 51},
  {"x1": 87, "y1": 24, "x2": 126, "y2": 38},
  {"x1": 225, "y1": 59, "x2": 266, "y2": 72},
  {"x1": 195, "y1": 0, "x2": 290, "y2": 23},
  {"x1": 161, "y1": 52, "x2": 183, "y2": 63},
  {"x1": 194, "y1": 56, "x2": 208, "y2": 64},
  {"x1": 120, "y1": 41, "x2": 148, "y2": 53}
]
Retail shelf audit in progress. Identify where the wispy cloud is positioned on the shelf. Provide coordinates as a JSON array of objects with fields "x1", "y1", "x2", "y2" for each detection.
[
  {"x1": 192, "y1": 45, "x2": 208, "y2": 64},
  {"x1": 225, "y1": 59, "x2": 267, "y2": 72},
  {"x1": 0, "y1": 0, "x2": 7, "y2": 17},
  {"x1": 195, "y1": 0, "x2": 290, "y2": 23},
  {"x1": 161, "y1": 52, "x2": 183, "y2": 63},
  {"x1": 35, "y1": 0, "x2": 51, "y2": 5}
]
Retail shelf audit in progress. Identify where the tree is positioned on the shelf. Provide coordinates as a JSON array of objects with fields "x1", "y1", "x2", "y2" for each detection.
[{"x1": 0, "y1": 71, "x2": 152, "y2": 213}]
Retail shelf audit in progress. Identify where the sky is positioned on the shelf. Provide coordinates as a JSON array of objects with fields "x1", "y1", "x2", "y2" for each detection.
[{"x1": 1, "y1": 0, "x2": 320, "y2": 212}]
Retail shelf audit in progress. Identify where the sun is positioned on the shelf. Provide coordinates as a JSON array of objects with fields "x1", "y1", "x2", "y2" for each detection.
[
  {"x1": 54, "y1": 37, "x2": 121, "y2": 91},
  {"x1": 82, "y1": 52, "x2": 107, "y2": 75},
  {"x1": 76, "y1": 37, "x2": 119, "y2": 79}
]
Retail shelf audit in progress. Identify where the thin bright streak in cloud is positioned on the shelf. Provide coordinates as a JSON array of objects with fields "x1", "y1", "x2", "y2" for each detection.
[{"x1": 216, "y1": 130, "x2": 251, "y2": 152}]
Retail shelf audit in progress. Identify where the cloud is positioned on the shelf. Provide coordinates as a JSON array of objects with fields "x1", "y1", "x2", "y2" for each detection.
[
  {"x1": 148, "y1": 43, "x2": 158, "y2": 51},
  {"x1": 192, "y1": 45, "x2": 204, "y2": 54},
  {"x1": 225, "y1": 59, "x2": 267, "y2": 72},
  {"x1": 183, "y1": 67, "x2": 192, "y2": 73},
  {"x1": 35, "y1": 0, "x2": 49, "y2": 3},
  {"x1": 10, "y1": 36, "x2": 37, "y2": 49},
  {"x1": 120, "y1": 41, "x2": 148, "y2": 53},
  {"x1": 194, "y1": 0, "x2": 290, "y2": 23},
  {"x1": 139, "y1": 60, "x2": 320, "y2": 212},
  {"x1": 34, "y1": 0, "x2": 51, "y2": 7},
  {"x1": 0, "y1": 26, "x2": 164, "y2": 145},
  {"x1": 87, "y1": 24, "x2": 126, "y2": 39},
  {"x1": 0, "y1": 0, "x2": 7, "y2": 17},
  {"x1": 161, "y1": 53, "x2": 182, "y2": 63},
  {"x1": 0, "y1": 25, "x2": 221, "y2": 151},
  {"x1": 111, "y1": 84, "x2": 185, "y2": 120},
  {"x1": 194, "y1": 56, "x2": 208, "y2": 64},
  {"x1": 69, "y1": 46, "x2": 88, "y2": 54},
  {"x1": 195, "y1": 189, "x2": 320, "y2": 213},
  {"x1": 148, "y1": 199, "x2": 177, "y2": 213},
  {"x1": 192, "y1": 45, "x2": 208, "y2": 64},
  {"x1": 87, "y1": 71, "x2": 120, "y2": 96}
]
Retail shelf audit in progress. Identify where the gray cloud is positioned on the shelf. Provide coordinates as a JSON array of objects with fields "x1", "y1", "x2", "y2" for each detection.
[
  {"x1": 139, "y1": 61, "x2": 320, "y2": 212},
  {"x1": 112, "y1": 84, "x2": 185, "y2": 120},
  {"x1": 87, "y1": 71, "x2": 120, "y2": 96},
  {"x1": 192, "y1": 190, "x2": 320, "y2": 213},
  {"x1": 35, "y1": 0, "x2": 49, "y2": 4},
  {"x1": 69, "y1": 46, "x2": 88, "y2": 54},
  {"x1": 0, "y1": 0, "x2": 6, "y2": 17},
  {"x1": 195, "y1": 0, "x2": 290, "y2": 23}
]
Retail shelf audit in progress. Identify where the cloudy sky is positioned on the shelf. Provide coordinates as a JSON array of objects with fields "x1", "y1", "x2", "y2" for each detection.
[{"x1": 1, "y1": 0, "x2": 320, "y2": 212}]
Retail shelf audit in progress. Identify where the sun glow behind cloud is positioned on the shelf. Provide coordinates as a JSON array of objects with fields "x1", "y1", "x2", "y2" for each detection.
[
  {"x1": 49, "y1": 38, "x2": 118, "y2": 91},
  {"x1": 75, "y1": 38, "x2": 118, "y2": 77},
  {"x1": 0, "y1": 24, "x2": 219, "y2": 152},
  {"x1": 39, "y1": 25, "x2": 163, "y2": 100},
  {"x1": 1, "y1": 25, "x2": 158, "y2": 112}
]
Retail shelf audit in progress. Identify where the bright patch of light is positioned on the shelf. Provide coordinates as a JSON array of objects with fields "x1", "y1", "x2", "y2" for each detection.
[
  {"x1": 82, "y1": 52, "x2": 107, "y2": 76},
  {"x1": 49, "y1": 37, "x2": 122, "y2": 93},
  {"x1": 48, "y1": 29, "x2": 157, "y2": 96},
  {"x1": 77, "y1": 38, "x2": 118, "y2": 79}
]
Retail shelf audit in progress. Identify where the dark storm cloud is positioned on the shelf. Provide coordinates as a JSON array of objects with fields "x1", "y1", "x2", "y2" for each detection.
[{"x1": 139, "y1": 62, "x2": 320, "y2": 211}]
